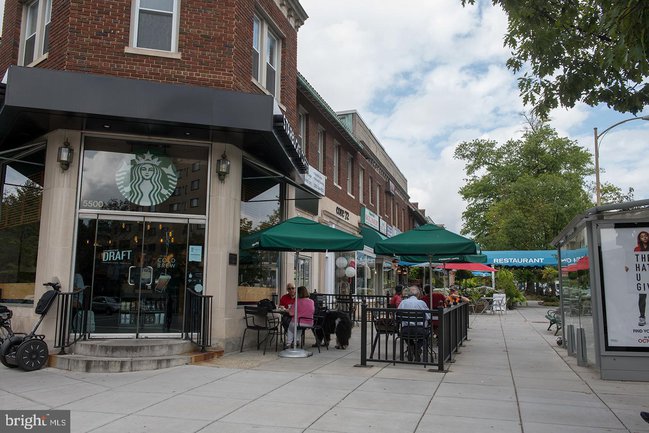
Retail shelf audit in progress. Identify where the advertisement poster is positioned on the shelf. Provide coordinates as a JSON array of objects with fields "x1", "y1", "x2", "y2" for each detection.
[
  {"x1": 600, "y1": 226, "x2": 649, "y2": 349},
  {"x1": 189, "y1": 245, "x2": 202, "y2": 262}
]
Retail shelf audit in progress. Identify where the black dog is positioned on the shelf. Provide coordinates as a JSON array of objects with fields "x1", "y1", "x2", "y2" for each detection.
[{"x1": 319, "y1": 310, "x2": 353, "y2": 349}]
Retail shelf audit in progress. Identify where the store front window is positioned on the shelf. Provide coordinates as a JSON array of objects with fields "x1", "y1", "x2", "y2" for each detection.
[
  {"x1": 74, "y1": 136, "x2": 208, "y2": 336},
  {"x1": 295, "y1": 255, "x2": 311, "y2": 289},
  {"x1": 355, "y1": 250, "x2": 376, "y2": 295},
  {"x1": 80, "y1": 136, "x2": 208, "y2": 215},
  {"x1": 334, "y1": 252, "x2": 356, "y2": 295},
  {"x1": 0, "y1": 145, "x2": 45, "y2": 304},
  {"x1": 238, "y1": 161, "x2": 283, "y2": 305}
]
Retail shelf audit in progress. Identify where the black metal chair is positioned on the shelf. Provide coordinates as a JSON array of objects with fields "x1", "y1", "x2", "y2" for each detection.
[
  {"x1": 370, "y1": 309, "x2": 398, "y2": 359},
  {"x1": 263, "y1": 313, "x2": 282, "y2": 354},
  {"x1": 240, "y1": 306, "x2": 270, "y2": 352},
  {"x1": 305, "y1": 309, "x2": 328, "y2": 353},
  {"x1": 396, "y1": 309, "x2": 434, "y2": 364}
]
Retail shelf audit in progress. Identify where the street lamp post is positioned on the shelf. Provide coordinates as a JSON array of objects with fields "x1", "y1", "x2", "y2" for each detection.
[{"x1": 593, "y1": 115, "x2": 649, "y2": 206}]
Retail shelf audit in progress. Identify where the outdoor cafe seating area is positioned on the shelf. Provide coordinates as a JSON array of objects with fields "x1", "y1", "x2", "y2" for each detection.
[{"x1": 239, "y1": 291, "x2": 472, "y2": 371}]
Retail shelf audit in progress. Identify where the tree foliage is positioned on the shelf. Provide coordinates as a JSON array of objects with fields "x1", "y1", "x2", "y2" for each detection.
[
  {"x1": 462, "y1": 0, "x2": 649, "y2": 118},
  {"x1": 454, "y1": 124, "x2": 592, "y2": 250},
  {"x1": 599, "y1": 182, "x2": 635, "y2": 204}
]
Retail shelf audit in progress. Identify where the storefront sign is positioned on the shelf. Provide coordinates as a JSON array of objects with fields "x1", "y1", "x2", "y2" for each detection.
[
  {"x1": 386, "y1": 224, "x2": 395, "y2": 238},
  {"x1": 273, "y1": 113, "x2": 309, "y2": 173},
  {"x1": 157, "y1": 255, "x2": 177, "y2": 269},
  {"x1": 303, "y1": 165, "x2": 326, "y2": 196},
  {"x1": 336, "y1": 206, "x2": 350, "y2": 221},
  {"x1": 379, "y1": 219, "x2": 387, "y2": 235},
  {"x1": 116, "y1": 151, "x2": 178, "y2": 206},
  {"x1": 600, "y1": 226, "x2": 649, "y2": 349},
  {"x1": 361, "y1": 207, "x2": 380, "y2": 231},
  {"x1": 102, "y1": 249, "x2": 132, "y2": 262}
]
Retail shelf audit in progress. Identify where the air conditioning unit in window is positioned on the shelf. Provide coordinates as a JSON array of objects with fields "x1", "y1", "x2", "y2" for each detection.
[{"x1": 386, "y1": 180, "x2": 395, "y2": 195}]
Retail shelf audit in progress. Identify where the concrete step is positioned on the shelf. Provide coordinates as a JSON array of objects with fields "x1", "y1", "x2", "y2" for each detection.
[
  {"x1": 48, "y1": 339, "x2": 223, "y2": 373},
  {"x1": 73, "y1": 339, "x2": 194, "y2": 358}
]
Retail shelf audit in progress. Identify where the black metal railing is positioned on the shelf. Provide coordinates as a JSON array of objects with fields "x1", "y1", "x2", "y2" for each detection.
[
  {"x1": 54, "y1": 287, "x2": 90, "y2": 354},
  {"x1": 358, "y1": 301, "x2": 469, "y2": 370},
  {"x1": 184, "y1": 288, "x2": 213, "y2": 352},
  {"x1": 312, "y1": 293, "x2": 390, "y2": 323}
]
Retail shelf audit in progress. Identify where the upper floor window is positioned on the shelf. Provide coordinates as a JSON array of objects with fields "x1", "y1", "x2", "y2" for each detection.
[
  {"x1": 333, "y1": 142, "x2": 340, "y2": 186},
  {"x1": 346, "y1": 154, "x2": 353, "y2": 195},
  {"x1": 368, "y1": 176, "x2": 373, "y2": 205},
  {"x1": 358, "y1": 167, "x2": 364, "y2": 204},
  {"x1": 376, "y1": 184, "x2": 380, "y2": 214},
  {"x1": 133, "y1": 0, "x2": 179, "y2": 52},
  {"x1": 317, "y1": 127, "x2": 325, "y2": 172},
  {"x1": 298, "y1": 108, "x2": 307, "y2": 153},
  {"x1": 20, "y1": 0, "x2": 52, "y2": 66},
  {"x1": 252, "y1": 14, "x2": 281, "y2": 98}
]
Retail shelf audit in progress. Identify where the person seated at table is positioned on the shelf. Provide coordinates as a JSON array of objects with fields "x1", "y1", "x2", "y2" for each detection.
[
  {"x1": 421, "y1": 285, "x2": 447, "y2": 309},
  {"x1": 389, "y1": 284, "x2": 404, "y2": 308},
  {"x1": 398, "y1": 286, "x2": 431, "y2": 361},
  {"x1": 398, "y1": 286, "x2": 430, "y2": 315},
  {"x1": 279, "y1": 283, "x2": 296, "y2": 332},
  {"x1": 446, "y1": 288, "x2": 469, "y2": 305},
  {"x1": 285, "y1": 286, "x2": 315, "y2": 349}
]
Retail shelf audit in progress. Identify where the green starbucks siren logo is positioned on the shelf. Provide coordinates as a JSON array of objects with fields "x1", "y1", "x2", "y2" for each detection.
[{"x1": 116, "y1": 151, "x2": 178, "y2": 206}]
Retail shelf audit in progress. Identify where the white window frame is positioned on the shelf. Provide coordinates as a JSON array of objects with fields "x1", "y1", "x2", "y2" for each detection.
[
  {"x1": 252, "y1": 13, "x2": 282, "y2": 99},
  {"x1": 317, "y1": 127, "x2": 325, "y2": 172},
  {"x1": 19, "y1": 0, "x2": 52, "y2": 66},
  {"x1": 130, "y1": 0, "x2": 180, "y2": 54},
  {"x1": 346, "y1": 154, "x2": 353, "y2": 195},
  {"x1": 333, "y1": 142, "x2": 340, "y2": 186},
  {"x1": 358, "y1": 167, "x2": 364, "y2": 204},
  {"x1": 368, "y1": 176, "x2": 373, "y2": 205},
  {"x1": 298, "y1": 107, "x2": 308, "y2": 153},
  {"x1": 376, "y1": 184, "x2": 380, "y2": 215}
]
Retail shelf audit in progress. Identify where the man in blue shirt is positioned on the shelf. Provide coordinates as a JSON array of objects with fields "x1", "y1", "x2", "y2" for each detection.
[{"x1": 397, "y1": 286, "x2": 432, "y2": 362}]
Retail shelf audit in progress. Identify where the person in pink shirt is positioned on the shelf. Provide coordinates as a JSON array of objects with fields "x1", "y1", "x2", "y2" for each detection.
[{"x1": 286, "y1": 286, "x2": 315, "y2": 348}]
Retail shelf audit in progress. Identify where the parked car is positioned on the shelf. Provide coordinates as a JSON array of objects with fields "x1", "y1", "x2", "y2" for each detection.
[{"x1": 92, "y1": 296, "x2": 120, "y2": 315}]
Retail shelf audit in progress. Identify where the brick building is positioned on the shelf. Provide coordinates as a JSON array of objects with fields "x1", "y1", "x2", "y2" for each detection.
[{"x1": 0, "y1": 0, "x2": 426, "y2": 355}]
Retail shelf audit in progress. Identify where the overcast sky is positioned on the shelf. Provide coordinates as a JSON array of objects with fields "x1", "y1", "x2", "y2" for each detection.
[{"x1": 297, "y1": 0, "x2": 649, "y2": 234}]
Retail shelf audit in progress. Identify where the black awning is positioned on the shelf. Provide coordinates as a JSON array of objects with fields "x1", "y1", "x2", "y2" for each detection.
[{"x1": 0, "y1": 66, "x2": 307, "y2": 178}]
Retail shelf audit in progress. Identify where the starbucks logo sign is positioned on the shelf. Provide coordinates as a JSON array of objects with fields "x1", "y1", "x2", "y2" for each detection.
[{"x1": 116, "y1": 151, "x2": 178, "y2": 206}]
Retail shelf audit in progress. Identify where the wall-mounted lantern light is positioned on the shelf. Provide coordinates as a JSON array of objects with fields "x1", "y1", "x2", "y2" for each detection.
[
  {"x1": 216, "y1": 152, "x2": 230, "y2": 181},
  {"x1": 57, "y1": 140, "x2": 73, "y2": 171}
]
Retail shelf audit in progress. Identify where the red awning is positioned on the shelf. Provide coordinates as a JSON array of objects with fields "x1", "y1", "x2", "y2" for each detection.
[
  {"x1": 437, "y1": 263, "x2": 497, "y2": 272},
  {"x1": 562, "y1": 256, "x2": 589, "y2": 272}
]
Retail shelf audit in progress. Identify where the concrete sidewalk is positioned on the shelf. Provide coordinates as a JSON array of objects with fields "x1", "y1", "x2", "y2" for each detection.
[{"x1": 1, "y1": 302, "x2": 648, "y2": 433}]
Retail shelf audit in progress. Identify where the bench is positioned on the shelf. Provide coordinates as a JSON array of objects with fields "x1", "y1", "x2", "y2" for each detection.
[{"x1": 545, "y1": 309, "x2": 562, "y2": 335}]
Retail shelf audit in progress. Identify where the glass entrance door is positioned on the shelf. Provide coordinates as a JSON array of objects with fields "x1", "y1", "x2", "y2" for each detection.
[{"x1": 75, "y1": 215, "x2": 206, "y2": 337}]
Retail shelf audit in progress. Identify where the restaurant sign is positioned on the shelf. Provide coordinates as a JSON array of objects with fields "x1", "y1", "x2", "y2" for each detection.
[
  {"x1": 303, "y1": 165, "x2": 326, "y2": 196},
  {"x1": 361, "y1": 207, "x2": 380, "y2": 231}
]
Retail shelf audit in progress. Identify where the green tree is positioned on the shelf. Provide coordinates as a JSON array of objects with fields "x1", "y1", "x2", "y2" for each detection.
[
  {"x1": 454, "y1": 123, "x2": 592, "y2": 250},
  {"x1": 462, "y1": 0, "x2": 649, "y2": 118},
  {"x1": 599, "y1": 182, "x2": 634, "y2": 204},
  {"x1": 495, "y1": 268, "x2": 525, "y2": 308}
]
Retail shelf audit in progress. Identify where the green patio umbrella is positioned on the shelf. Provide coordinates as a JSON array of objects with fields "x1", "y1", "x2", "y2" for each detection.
[
  {"x1": 241, "y1": 216, "x2": 363, "y2": 358},
  {"x1": 241, "y1": 216, "x2": 364, "y2": 252},
  {"x1": 374, "y1": 224, "x2": 480, "y2": 307}
]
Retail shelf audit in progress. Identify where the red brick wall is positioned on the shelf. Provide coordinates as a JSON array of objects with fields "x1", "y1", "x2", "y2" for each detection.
[
  {"x1": 298, "y1": 93, "x2": 414, "y2": 232},
  {"x1": 0, "y1": 0, "x2": 298, "y2": 124}
]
